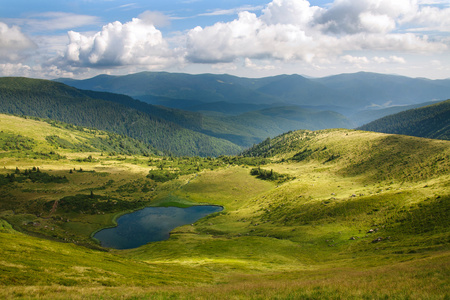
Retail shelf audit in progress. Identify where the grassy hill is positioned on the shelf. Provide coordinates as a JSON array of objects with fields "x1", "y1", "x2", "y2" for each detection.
[
  {"x1": 358, "y1": 99, "x2": 450, "y2": 140},
  {"x1": 0, "y1": 116, "x2": 449, "y2": 299}
]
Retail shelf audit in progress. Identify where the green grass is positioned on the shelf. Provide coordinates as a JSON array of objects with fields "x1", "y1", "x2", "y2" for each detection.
[{"x1": 0, "y1": 116, "x2": 449, "y2": 299}]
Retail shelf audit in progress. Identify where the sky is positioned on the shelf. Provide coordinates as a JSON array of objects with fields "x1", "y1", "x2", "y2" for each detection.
[{"x1": 0, "y1": 0, "x2": 449, "y2": 79}]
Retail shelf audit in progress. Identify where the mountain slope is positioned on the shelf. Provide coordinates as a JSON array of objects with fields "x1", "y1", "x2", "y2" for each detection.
[
  {"x1": 243, "y1": 128, "x2": 450, "y2": 182},
  {"x1": 0, "y1": 114, "x2": 156, "y2": 156},
  {"x1": 0, "y1": 77, "x2": 241, "y2": 156},
  {"x1": 254, "y1": 74, "x2": 364, "y2": 108},
  {"x1": 357, "y1": 99, "x2": 450, "y2": 140},
  {"x1": 188, "y1": 106, "x2": 352, "y2": 148}
]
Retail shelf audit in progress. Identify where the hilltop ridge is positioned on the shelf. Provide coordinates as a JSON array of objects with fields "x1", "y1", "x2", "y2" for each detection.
[{"x1": 358, "y1": 99, "x2": 450, "y2": 140}]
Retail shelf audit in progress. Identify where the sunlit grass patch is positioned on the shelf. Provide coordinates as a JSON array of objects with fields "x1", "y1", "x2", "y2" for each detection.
[{"x1": 0, "y1": 118, "x2": 449, "y2": 299}]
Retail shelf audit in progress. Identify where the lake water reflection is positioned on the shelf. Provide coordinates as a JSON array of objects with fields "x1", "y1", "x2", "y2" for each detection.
[{"x1": 93, "y1": 205, "x2": 223, "y2": 249}]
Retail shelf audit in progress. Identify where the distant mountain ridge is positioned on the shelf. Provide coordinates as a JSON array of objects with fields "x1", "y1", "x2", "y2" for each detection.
[
  {"x1": 357, "y1": 99, "x2": 450, "y2": 140},
  {"x1": 56, "y1": 71, "x2": 450, "y2": 114}
]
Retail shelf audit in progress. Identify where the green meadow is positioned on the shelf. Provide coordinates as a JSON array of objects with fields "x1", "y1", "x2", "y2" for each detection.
[{"x1": 0, "y1": 114, "x2": 449, "y2": 299}]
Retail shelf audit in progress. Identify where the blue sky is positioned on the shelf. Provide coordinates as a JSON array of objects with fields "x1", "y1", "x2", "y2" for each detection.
[{"x1": 0, "y1": 0, "x2": 449, "y2": 79}]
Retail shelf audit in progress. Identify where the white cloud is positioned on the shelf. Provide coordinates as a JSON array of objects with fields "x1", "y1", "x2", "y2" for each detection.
[
  {"x1": 29, "y1": 12, "x2": 100, "y2": 31},
  {"x1": 3, "y1": 12, "x2": 101, "y2": 33},
  {"x1": 418, "y1": 0, "x2": 450, "y2": 6},
  {"x1": 62, "y1": 17, "x2": 180, "y2": 68},
  {"x1": 37, "y1": 0, "x2": 449, "y2": 77},
  {"x1": 345, "y1": 32, "x2": 446, "y2": 53},
  {"x1": 211, "y1": 62, "x2": 238, "y2": 72},
  {"x1": 0, "y1": 22, "x2": 36, "y2": 62},
  {"x1": 402, "y1": 5, "x2": 450, "y2": 32},
  {"x1": 261, "y1": 0, "x2": 322, "y2": 26},
  {"x1": 185, "y1": 0, "x2": 447, "y2": 65},
  {"x1": 373, "y1": 56, "x2": 407, "y2": 64},
  {"x1": 341, "y1": 55, "x2": 370, "y2": 65},
  {"x1": 244, "y1": 58, "x2": 276, "y2": 71},
  {"x1": 138, "y1": 11, "x2": 171, "y2": 27},
  {"x1": 186, "y1": 10, "x2": 324, "y2": 63},
  {"x1": 316, "y1": 0, "x2": 417, "y2": 34},
  {"x1": 198, "y1": 5, "x2": 264, "y2": 17},
  {"x1": 358, "y1": 12, "x2": 396, "y2": 33},
  {"x1": 0, "y1": 63, "x2": 32, "y2": 76}
]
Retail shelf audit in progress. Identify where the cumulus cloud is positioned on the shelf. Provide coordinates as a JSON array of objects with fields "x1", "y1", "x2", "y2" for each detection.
[
  {"x1": 260, "y1": 0, "x2": 322, "y2": 26},
  {"x1": 402, "y1": 5, "x2": 450, "y2": 32},
  {"x1": 53, "y1": 0, "x2": 448, "y2": 74},
  {"x1": 185, "y1": 0, "x2": 447, "y2": 65},
  {"x1": 0, "y1": 63, "x2": 32, "y2": 76},
  {"x1": 62, "y1": 17, "x2": 180, "y2": 68},
  {"x1": 316, "y1": 0, "x2": 416, "y2": 34},
  {"x1": 186, "y1": 10, "x2": 322, "y2": 63},
  {"x1": 0, "y1": 22, "x2": 36, "y2": 62}
]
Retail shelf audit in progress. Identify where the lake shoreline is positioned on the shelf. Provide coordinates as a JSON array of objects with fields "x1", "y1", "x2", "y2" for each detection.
[{"x1": 92, "y1": 205, "x2": 224, "y2": 250}]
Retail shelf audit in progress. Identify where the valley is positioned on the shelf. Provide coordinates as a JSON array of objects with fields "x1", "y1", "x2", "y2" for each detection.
[
  {"x1": 2, "y1": 0, "x2": 450, "y2": 295},
  {"x1": 0, "y1": 113, "x2": 448, "y2": 299}
]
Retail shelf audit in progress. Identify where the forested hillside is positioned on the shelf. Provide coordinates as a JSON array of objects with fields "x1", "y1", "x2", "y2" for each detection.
[
  {"x1": 0, "y1": 77, "x2": 354, "y2": 152},
  {"x1": 358, "y1": 99, "x2": 450, "y2": 140},
  {"x1": 350, "y1": 100, "x2": 440, "y2": 126},
  {"x1": 0, "y1": 77, "x2": 241, "y2": 156}
]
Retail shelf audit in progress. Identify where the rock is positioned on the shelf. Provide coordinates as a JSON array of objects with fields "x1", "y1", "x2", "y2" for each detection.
[
  {"x1": 367, "y1": 229, "x2": 375, "y2": 233},
  {"x1": 372, "y1": 237, "x2": 383, "y2": 243},
  {"x1": 349, "y1": 236, "x2": 356, "y2": 240}
]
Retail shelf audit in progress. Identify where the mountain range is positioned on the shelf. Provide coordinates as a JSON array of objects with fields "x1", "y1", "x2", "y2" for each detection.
[
  {"x1": 56, "y1": 71, "x2": 450, "y2": 121},
  {"x1": 1, "y1": 71, "x2": 448, "y2": 156}
]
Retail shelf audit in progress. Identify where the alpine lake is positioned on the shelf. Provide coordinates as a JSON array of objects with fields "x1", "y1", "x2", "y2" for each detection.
[{"x1": 93, "y1": 205, "x2": 223, "y2": 249}]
